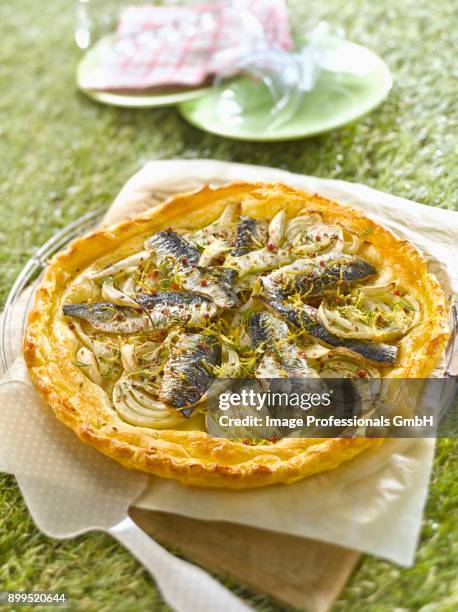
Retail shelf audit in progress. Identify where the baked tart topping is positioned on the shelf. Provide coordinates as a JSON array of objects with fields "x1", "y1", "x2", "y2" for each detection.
[
  {"x1": 318, "y1": 283, "x2": 421, "y2": 341},
  {"x1": 62, "y1": 207, "x2": 416, "y2": 427}
]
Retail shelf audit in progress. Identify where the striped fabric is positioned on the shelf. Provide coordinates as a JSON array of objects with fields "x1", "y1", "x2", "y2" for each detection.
[{"x1": 81, "y1": 1, "x2": 292, "y2": 92}]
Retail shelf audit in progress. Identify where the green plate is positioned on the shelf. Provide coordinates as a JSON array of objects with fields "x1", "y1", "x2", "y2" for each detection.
[
  {"x1": 178, "y1": 38, "x2": 393, "y2": 141},
  {"x1": 77, "y1": 34, "x2": 211, "y2": 108}
]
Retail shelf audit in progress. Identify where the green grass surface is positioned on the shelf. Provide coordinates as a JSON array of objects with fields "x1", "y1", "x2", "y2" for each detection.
[{"x1": 0, "y1": 0, "x2": 457, "y2": 609}]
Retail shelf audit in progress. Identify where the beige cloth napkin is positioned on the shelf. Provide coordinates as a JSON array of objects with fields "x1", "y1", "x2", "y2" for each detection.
[{"x1": 1, "y1": 160, "x2": 457, "y2": 569}]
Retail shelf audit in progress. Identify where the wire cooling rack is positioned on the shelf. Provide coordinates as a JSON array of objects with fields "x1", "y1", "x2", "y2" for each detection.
[{"x1": 0, "y1": 208, "x2": 104, "y2": 375}]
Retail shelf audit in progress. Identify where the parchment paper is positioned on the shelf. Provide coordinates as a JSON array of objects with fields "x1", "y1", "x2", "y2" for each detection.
[{"x1": 1, "y1": 160, "x2": 457, "y2": 567}]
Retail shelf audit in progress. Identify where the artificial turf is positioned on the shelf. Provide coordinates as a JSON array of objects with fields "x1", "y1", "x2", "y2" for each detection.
[{"x1": 0, "y1": 0, "x2": 457, "y2": 610}]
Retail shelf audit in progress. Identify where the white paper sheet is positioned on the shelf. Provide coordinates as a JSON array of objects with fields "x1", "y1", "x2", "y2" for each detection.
[{"x1": 1, "y1": 160, "x2": 457, "y2": 567}]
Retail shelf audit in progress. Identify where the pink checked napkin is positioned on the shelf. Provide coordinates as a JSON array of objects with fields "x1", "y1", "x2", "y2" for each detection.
[{"x1": 80, "y1": 0, "x2": 292, "y2": 92}]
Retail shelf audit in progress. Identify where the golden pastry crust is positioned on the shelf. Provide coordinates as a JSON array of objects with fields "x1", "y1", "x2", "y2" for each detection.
[{"x1": 24, "y1": 183, "x2": 449, "y2": 488}]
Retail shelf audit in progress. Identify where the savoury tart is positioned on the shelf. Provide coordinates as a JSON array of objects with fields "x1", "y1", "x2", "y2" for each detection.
[{"x1": 24, "y1": 183, "x2": 449, "y2": 488}]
